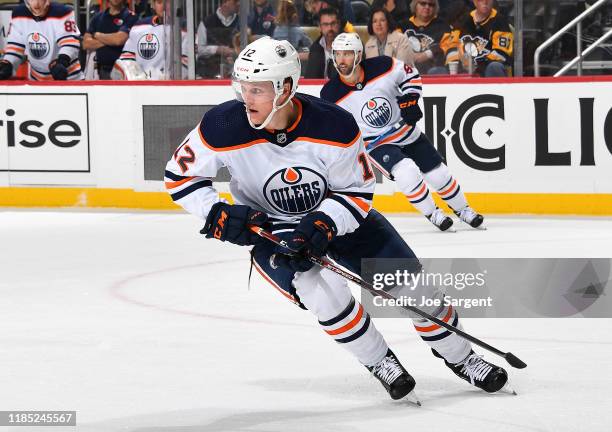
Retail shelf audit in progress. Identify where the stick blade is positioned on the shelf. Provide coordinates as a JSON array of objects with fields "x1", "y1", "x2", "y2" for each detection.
[{"x1": 505, "y1": 352, "x2": 527, "y2": 369}]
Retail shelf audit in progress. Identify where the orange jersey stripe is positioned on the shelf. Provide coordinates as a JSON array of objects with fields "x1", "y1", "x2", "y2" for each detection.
[
  {"x1": 13, "y1": 12, "x2": 72, "y2": 21},
  {"x1": 367, "y1": 57, "x2": 396, "y2": 86},
  {"x1": 286, "y1": 98, "x2": 303, "y2": 132},
  {"x1": 378, "y1": 125, "x2": 411, "y2": 146},
  {"x1": 67, "y1": 63, "x2": 81, "y2": 73},
  {"x1": 30, "y1": 69, "x2": 53, "y2": 81},
  {"x1": 59, "y1": 38, "x2": 80, "y2": 45},
  {"x1": 296, "y1": 131, "x2": 361, "y2": 148},
  {"x1": 5, "y1": 46, "x2": 25, "y2": 53},
  {"x1": 347, "y1": 196, "x2": 371, "y2": 213},
  {"x1": 197, "y1": 128, "x2": 361, "y2": 152},
  {"x1": 165, "y1": 176, "x2": 195, "y2": 189},
  {"x1": 414, "y1": 306, "x2": 454, "y2": 332},
  {"x1": 325, "y1": 304, "x2": 364, "y2": 336}
]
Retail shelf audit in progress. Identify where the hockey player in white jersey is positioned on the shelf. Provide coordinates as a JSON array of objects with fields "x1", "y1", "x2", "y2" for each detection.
[
  {"x1": 165, "y1": 36, "x2": 509, "y2": 400},
  {"x1": 0, "y1": 0, "x2": 83, "y2": 81},
  {"x1": 321, "y1": 33, "x2": 483, "y2": 231},
  {"x1": 113, "y1": 0, "x2": 187, "y2": 80}
]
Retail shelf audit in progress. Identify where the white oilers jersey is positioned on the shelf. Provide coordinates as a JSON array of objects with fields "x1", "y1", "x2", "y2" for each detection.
[
  {"x1": 118, "y1": 15, "x2": 187, "y2": 80},
  {"x1": 2, "y1": 3, "x2": 83, "y2": 80},
  {"x1": 165, "y1": 94, "x2": 376, "y2": 236},
  {"x1": 320, "y1": 56, "x2": 423, "y2": 149}
]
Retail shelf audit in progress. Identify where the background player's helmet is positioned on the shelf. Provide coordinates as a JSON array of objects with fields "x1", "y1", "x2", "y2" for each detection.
[
  {"x1": 25, "y1": 0, "x2": 51, "y2": 17},
  {"x1": 232, "y1": 37, "x2": 301, "y2": 129},
  {"x1": 332, "y1": 33, "x2": 363, "y2": 78}
]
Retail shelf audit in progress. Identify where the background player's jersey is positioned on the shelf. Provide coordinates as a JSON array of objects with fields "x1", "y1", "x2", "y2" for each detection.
[
  {"x1": 118, "y1": 15, "x2": 187, "y2": 80},
  {"x1": 2, "y1": 3, "x2": 82, "y2": 80},
  {"x1": 165, "y1": 93, "x2": 376, "y2": 236},
  {"x1": 320, "y1": 56, "x2": 422, "y2": 149}
]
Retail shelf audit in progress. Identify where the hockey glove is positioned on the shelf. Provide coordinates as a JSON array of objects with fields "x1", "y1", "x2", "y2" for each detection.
[
  {"x1": 0, "y1": 60, "x2": 13, "y2": 80},
  {"x1": 49, "y1": 54, "x2": 71, "y2": 80},
  {"x1": 201, "y1": 202, "x2": 268, "y2": 246},
  {"x1": 274, "y1": 212, "x2": 337, "y2": 272},
  {"x1": 397, "y1": 93, "x2": 422, "y2": 125}
]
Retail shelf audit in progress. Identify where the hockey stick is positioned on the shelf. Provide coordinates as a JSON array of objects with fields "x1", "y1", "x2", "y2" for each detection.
[
  {"x1": 250, "y1": 226, "x2": 527, "y2": 370},
  {"x1": 365, "y1": 120, "x2": 409, "y2": 151}
]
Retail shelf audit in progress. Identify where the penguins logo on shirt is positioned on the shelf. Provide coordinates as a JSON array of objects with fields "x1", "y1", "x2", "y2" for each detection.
[
  {"x1": 138, "y1": 33, "x2": 160, "y2": 59},
  {"x1": 405, "y1": 29, "x2": 434, "y2": 53},
  {"x1": 461, "y1": 35, "x2": 489, "y2": 60},
  {"x1": 361, "y1": 97, "x2": 392, "y2": 128},
  {"x1": 263, "y1": 167, "x2": 328, "y2": 215},
  {"x1": 27, "y1": 33, "x2": 50, "y2": 59}
]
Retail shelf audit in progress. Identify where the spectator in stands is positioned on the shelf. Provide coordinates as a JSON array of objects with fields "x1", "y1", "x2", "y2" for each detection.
[
  {"x1": 0, "y1": 0, "x2": 83, "y2": 81},
  {"x1": 364, "y1": 7, "x2": 414, "y2": 65},
  {"x1": 371, "y1": 0, "x2": 411, "y2": 30},
  {"x1": 248, "y1": 0, "x2": 276, "y2": 37},
  {"x1": 455, "y1": 0, "x2": 513, "y2": 76},
  {"x1": 273, "y1": 0, "x2": 312, "y2": 62},
  {"x1": 197, "y1": 0, "x2": 240, "y2": 78},
  {"x1": 305, "y1": 7, "x2": 341, "y2": 78},
  {"x1": 404, "y1": 0, "x2": 460, "y2": 74},
  {"x1": 302, "y1": 0, "x2": 355, "y2": 30},
  {"x1": 83, "y1": 0, "x2": 138, "y2": 80}
]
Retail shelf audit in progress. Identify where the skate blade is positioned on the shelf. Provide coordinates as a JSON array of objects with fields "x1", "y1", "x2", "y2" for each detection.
[
  {"x1": 440, "y1": 226, "x2": 457, "y2": 233},
  {"x1": 500, "y1": 382, "x2": 517, "y2": 395},
  {"x1": 405, "y1": 390, "x2": 422, "y2": 406}
]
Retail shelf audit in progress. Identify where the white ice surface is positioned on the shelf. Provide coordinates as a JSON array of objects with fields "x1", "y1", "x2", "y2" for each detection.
[{"x1": 1, "y1": 211, "x2": 611, "y2": 432}]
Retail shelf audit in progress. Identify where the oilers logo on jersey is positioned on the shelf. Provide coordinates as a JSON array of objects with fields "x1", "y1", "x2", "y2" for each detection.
[
  {"x1": 361, "y1": 97, "x2": 392, "y2": 129},
  {"x1": 263, "y1": 167, "x2": 328, "y2": 215},
  {"x1": 27, "y1": 32, "x2": 50, "y2": 59},
  {"x1": 138, "y1": 33, "x2": 159, "y2": 59}
]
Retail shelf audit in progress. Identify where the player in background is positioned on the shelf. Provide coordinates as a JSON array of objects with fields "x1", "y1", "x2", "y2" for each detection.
[
  {"x1": 113, "y1": 0, "x2": 187, "y2": 80},
  {"x1": 165, "y1": 36, "x2": 508, "y2": 401},
  {"x1": 0, "y1": 0, "x2": 83, "y2": 81},
  {"x1": 321, "y1": 33, "x2": 484, "y2": 231}
]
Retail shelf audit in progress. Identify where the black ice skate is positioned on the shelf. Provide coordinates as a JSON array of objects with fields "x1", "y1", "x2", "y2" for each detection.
[
  {"x1": 454, "y1": 207, "x2": 485, "y2": 229},
  {"x1": 427, "y1": 208, "x2": 454, "y2": 232},
  {"x1": 367, "y1": 349, "x2": 418, "y2": 402},
  {"x1": 433, "y1": 349, "x2": 508, "y2": 393}
]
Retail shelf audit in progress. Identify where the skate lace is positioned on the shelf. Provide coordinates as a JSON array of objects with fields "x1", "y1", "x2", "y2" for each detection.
[
  {"x1": 429, "y1": 209, "x2": 448, "y2": 226},
  {"x1": 458, "y1": 207, "x2": 477, "y2": 223},
  {"x1": 372, "y1": 356, "x2": 404, "y2": 385},
  {"x1": 458, "y1": 354, "x2": 493, "y2": 385}
]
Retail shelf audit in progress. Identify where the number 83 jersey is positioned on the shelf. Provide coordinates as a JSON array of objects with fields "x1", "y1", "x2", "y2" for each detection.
[
  {"x1": 2, "y1": 3, "x2": 82, "y2": 80},
  {"x1": 165, "y1": 93, "x2": 376, "y2": 236}
]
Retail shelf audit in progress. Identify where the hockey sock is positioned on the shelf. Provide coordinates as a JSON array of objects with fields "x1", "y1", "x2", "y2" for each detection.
[
  {"x1": 423, "y1": 164, "x2": 469, "y2": 212},
  {"x1": 319, "y1": 296, "x2": 389, "y2": 366},
  {"x1": 294, "y1": 268, "x2": 389, "y2": 366},
  {"x1": 392, "y1": 158, "x2": 437, "y2": 216},
  {"x1": 412, "y1": 305, "x2": 471, "y2": 364}
]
